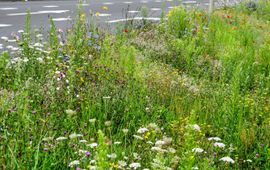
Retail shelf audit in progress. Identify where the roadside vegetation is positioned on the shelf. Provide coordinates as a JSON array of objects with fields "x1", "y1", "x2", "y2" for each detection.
[{"x1": 0, "y1": 0, "x2": 270, "y2": 169}]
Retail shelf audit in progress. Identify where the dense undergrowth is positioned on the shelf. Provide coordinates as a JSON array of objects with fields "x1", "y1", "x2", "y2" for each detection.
[{"x1": 0, "y1": 0, "x2": 270, "y2": 169}]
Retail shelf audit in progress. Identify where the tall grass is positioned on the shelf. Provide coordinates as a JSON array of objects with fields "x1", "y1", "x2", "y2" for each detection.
[{"x1": 0, "y1": 1, "x2": 270, "y2": 169}]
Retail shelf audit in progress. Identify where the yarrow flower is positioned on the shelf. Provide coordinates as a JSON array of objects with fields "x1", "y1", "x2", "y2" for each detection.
[
  {"x1": 69, "y1": 133, "x2": 83, "y2": 139},
  {"x1": 214, "y1": 142, "x2": 225, "y2": 148},
  {"x1": 129, "y1": 162, "x2": 141, "y2": 169},
  {"x1": 208, "y1": 137, "x2": 222, "y2": 141},
  {"x1": 133, "y1": 135, "x2": 143, "y2": 140},
  {"x1": 192, "y1": 124, "x2": 201, "y2": 131},
  {"x1": 87, "y1": 143, "x2": 98, "y2": 148},
  {"x1": 69, "y1": 160, "x2": 80, "y2": 167},
  {"x1": 137, "y1": 127, "x2": 149, "y2": 134},
  {"x1": 118, "y1": 160, "x2": 127, "y2": 167},
  {"x1": 192, "y1": 148, "x2": 204, "y2": 153},
  {"x1": 220, "y1": 156, "x2": 235, "y2": 164}
]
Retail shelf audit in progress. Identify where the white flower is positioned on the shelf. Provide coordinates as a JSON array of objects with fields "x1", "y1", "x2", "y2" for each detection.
[
  {"x1": 155, "y1": 140, "x2": 165, "y2": 146},
  {"x1": 137, "y1": 127, "x2": 148, "y2": 134},
  {"x1": 220, "y1": 156, "x2": 235, "y2": 164},
  {"x1": 79, "y1": 140, "x2": 88, "y2": 143},
  {"x1": 107, "y1": 153, "x2": 117, "y2": 159},
  {"x1": 191, "y1": 167, "x2": 199, "y2": 170},
  {"x1": 87, "y1": 143, "x2": 98, "y2": 148},
  {"x1": 133, "y1": 135, "x2": 143, "y2": 140},
  {"x1": 118, "y1": 160, "x2": 127, "y2": 167},
  {"x1": 66, "y1": 109, "x2": 76, "y2": 116},
  {"x1": 36, "y1": 34, "x2": 43, "y2": 38},
  {"x1": 89, "y1": 118, "x2": 96, "y2": 123},
  {"x1": 168, "y1": 147, "x2": 176, "y2": 153},
  {"x1": 122, "y1": 129, "x2": 129, "y2": 134},
  {"x1": 192, "y1": 124, "x2": 201, "y2": 131},
  {"x1": 18, "y1": 30, "x2": 24, "y2": 33},
  {"x1": 129, "y1": 162, "x2": 141, "y2": 169},
  {"x1": 78, "y1": 149, "x2": 88, "y2": 154},
  {"x1": 68, "y1": 160, "x2": 80, "y2": 167},
  {"x1": 245, "y1": 159, "x2": 252, "y2": 163},
  {"x1": 69, "y1": 133, "x2": 83, "y2": 139},
  {"x1": 151, "y1": 147, "x2": 167, "y2": 153},
  {"x1": 214, "y1": 142, "x2": 225, "y2": 148},
  {"x1": 114, "y1": 141, "x2": 122, "y2": 145},
  {"x1": 192, "y1": 148, "x2": 204, "y2": 153},
  {"x1": 105, "y1": 121, "x2": 111, "y2": 126},
  {"x1": 23, "y1": 58, "x2": 29, "y2": 63},
  {"x1": 208, "y1": 137, "x2": 222, "y2": 141},
  {"x1": 56, "y1": 136, "x2": 67, "y2": 141},
  {"x1": 34, "y1": 43, "x2": 44, "y2": 48}
]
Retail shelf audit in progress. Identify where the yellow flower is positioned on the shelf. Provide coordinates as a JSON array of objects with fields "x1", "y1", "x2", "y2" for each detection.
[
  {"x1": 102, "y1": 6, "x2": 109, "y2": 10},
  {"x1": 144, "y1": 131, "x2": 151, "y2": 139},
  {"x1": 95, "y1": 12, "x2": 100, "y2": 17},
  {"x1": 167, "y1": 10, "x2": 173, "y2": 17},
  {"x1": 80, "y1": 77, "x2": 84, "y2": 82}
]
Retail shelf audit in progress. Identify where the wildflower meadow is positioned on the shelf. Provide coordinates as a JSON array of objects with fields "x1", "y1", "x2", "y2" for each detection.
[{"x1": 0, "y1": 0, "x2": 270, "y2": 169}]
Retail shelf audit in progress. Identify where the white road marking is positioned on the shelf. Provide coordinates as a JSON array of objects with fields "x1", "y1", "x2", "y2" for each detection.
[
  {"x1": 106, "y1": 17, "x2": 161, "y2": 23},
  {"x1": 151, "y1": 8, "x2": 161, "y2": 11},
  {"x1": 141, "y1": 0, "x2": 148, "y2": 3},
  {"x1": 123, "y1": 2, "x2": 133, "y2": 4},
  {"x1": 7, "y1": 10, "x2": 69, "y2": 16},
  {"x1": 0, "y1": 24, "x2": 12, "y2": 28},
  {"x1": 43, "y1": 5, "x2": 59, "y2": 8},
  {"x1": 103, "y1": 2, "x2": 114, "y2": 5},
  {"x1": 183, "y1": 1, "x2": 197, "y2": 4},
  {"x1": 0, "y1": 7, "x2": 18, "y2": 10},
  {"x1": 128, "y1": 11, "x2": 140, "y2": 13},
  {"x1": 96, "y1": 13, "x2": 112, "y2": 17},
  {"x1": 52, "y1": 17, "x2": 72, "y2": 21}
]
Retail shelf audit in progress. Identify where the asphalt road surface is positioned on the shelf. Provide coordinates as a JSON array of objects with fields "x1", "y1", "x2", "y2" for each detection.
[{"x1": 0, "y1": 0, "x2": 235, "y2": 49}]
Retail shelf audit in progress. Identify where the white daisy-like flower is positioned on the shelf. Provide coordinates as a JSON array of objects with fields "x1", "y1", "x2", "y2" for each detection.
[
  {"x1": 192, "y1": 148, "x2": 204, "y2": 153},
  {"x1": 118, "y1": 160, "x2": 127, "y2": 167},
  {"x1": 69, "y1": 133, "x2": 83, "y2": 139},
  {"x1": 87, "y1": 142, "x2": 98, "y2": 148},
  {"x1": 192, "y1": 124, "x2": 201, "y2": 131},
  {"x1": 129, "y1": 162, "x2": 141, "y2": 169},
  {"x1": 208, "y1": 137, "x2": 222, "y2": 141},
  {"x1": 133, "y1": 135, "x2": 143, "y2": 140},
  {"x1": 137, "y1": 127, "x2": 148, "y2": 134},
  {"x1": 56, "y1": 136, "x2": 67, "y2": 141},
  {"x1": 214, "y1": 142, "x2": 225, "y2": 148},
  {"x1": 68, "y1": 160, "x2": 80, "y2": 167},
  {"x1": 220, "y1": 156, "x2": 235, "y2": 164}
]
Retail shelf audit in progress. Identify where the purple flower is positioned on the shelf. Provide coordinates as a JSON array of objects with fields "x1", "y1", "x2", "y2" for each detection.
[
  {"x1": 93, "y1": 34, "x2": 99, "y2": 39},
  {"x1": 87, "y1": 32, "x2": 92, "y2": 38},
  {"x1": 76, "y1": 167, "x2": 80, "y2": 170},
  {"x1": 86, "y1": 151, "x2": 91, "y2": 157}
]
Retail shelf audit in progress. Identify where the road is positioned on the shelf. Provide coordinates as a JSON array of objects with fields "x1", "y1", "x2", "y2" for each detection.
[{"x1": 0, "y1": 0, "x2": 225, "y2": 49}]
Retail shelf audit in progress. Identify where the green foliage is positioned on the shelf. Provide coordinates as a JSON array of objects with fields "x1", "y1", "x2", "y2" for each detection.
[{"x1": 0, "y1": 2, "x2": 270, "y2": 170}]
